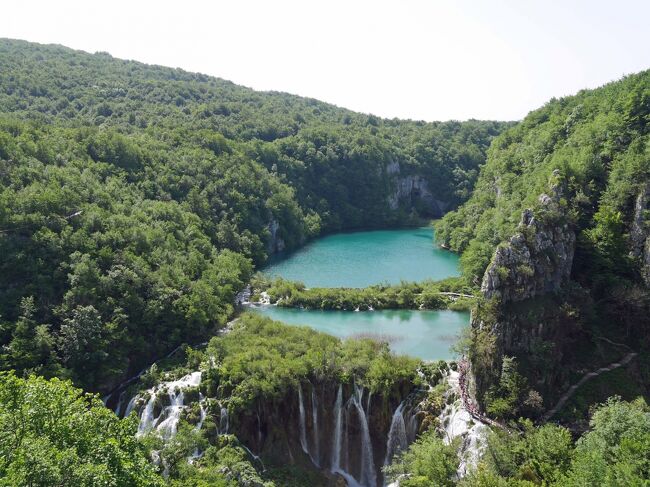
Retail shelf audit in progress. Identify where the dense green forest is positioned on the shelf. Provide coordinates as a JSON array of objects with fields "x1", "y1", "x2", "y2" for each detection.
[
  {"x1": 0, "y1": 39, "x2": 506, "y2": 393},
  {"x1": 1, "y1": 38, "x2": 649, "y2": 487}
]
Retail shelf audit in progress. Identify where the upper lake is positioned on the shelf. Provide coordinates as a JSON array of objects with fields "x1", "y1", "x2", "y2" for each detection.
[{"x1": 263, "y1": 226, "x2": 460, "y2": 287}]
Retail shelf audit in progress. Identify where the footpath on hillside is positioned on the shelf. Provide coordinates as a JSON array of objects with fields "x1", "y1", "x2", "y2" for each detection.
[{"x1": 541, "y1": 351, "x2": 638, "y2": 422}]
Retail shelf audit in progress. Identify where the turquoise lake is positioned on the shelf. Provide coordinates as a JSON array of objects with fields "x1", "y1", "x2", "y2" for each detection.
[
  {"x1": 263, "y1": 226, "x2": 460, "y2": 288},
  {"x1": 252, "y1": 226, "x2": 469, "y2": 361},
  {"x1": 252, "y1": 306, "x2": 469, "y2": 361}
]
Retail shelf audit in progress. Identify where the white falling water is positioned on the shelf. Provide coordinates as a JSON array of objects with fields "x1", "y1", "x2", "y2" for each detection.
[
  {"x1": 298, "y1": 385, "x2": 309, "y2": 455},
  {"x1": 220, "y1": 405, "x2": 229, "y2": 434},
  {"x1": 438, "y1": 370, "x2": 488, "y2": 477},
  {"x1": 156, "y1": 388, "x2": 186, "y2": 439},
  {"x1": 132, "y1": 371, "x2": 202, "y2": 438},
  {"x1": 196, "y1": 393, "x2": 207, "y2": 430},
  {"x1": 366, "y1": 391, "x2": 373, "y2": 416},
  {"x1": 384, "y1": 401, "x2": 408, "y2": 466},
  {"x1": 138, "y1": 391, "x2": 158, "y2": 435},
  {"x1": 124, "y1": 395, "x2": 138, "y2": 417},
  {"x1": 350, "y1": 385, "x2": 377, "y2": 487},
  {"x1": 113, "y1": 391, "x2": 126, "y2": 416},
  {"x1": 331, "y1": 384, "x2": 344, "y2": 472},
  {"x1": 405, "y1": 406, "x2": 419, "y2": 444},
  {"x1": 311, "y1": 386, "x2": 320, "y2": 467}
]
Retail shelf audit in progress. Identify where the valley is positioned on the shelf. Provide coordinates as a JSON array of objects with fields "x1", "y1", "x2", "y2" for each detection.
[{"x1": 0, "y1": 37, "x2": 648, "y2": 487}]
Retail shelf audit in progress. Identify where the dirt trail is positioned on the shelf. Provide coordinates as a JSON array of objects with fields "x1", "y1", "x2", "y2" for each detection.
[{"x1": 541, "y1": 352, "x2": 638, "y2": 422}]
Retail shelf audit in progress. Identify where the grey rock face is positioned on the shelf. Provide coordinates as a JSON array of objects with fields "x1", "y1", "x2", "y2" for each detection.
[
  {"x1": 629, "y1": 182, "x2": 650, "y2": 285},
  {"x1": 387, "y1": 161, "x2": 448, "y2": 216},
  {"x1": 267, "y1": 219, "x2": 286, "y2": 253},
  {"x1": 471, "y1": 172, "x2": 578, "y2": 408},
  {"x1": 481, "y1": 190, "x2": 575, "y2": 304}
]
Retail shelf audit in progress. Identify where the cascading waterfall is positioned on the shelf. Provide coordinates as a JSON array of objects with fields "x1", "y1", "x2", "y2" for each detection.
[
  {"x1": 220, "y1": 405, "x2": 229, "y2": 434},
  {"x1": 438, "y1": 369, "x2": 488, "y2": 477},
  {"x1": 196, "y1": 393, "x2": 207, "y2": 430},
  {"x1": 405, "y1": 406, "x2": 419, "y2": 444},
  {"x1": 311, "y1": 386, "x2": 320, "y2": 467},
  {"x1": 331, "y1": 384, "x2": 343, "y2": 472},
  {"x1": 297, "y1": 383, "x2": 319, "y2": 466},
  {"x1": 132, "y1": 371, "x2": 202, "y2": 438},
  {"x1": 328, "y1": 383, "x2": 418, "y2": 487},
  {"x1": 350, "y1": 385, "x2": 377, "y2": 487},
  {"x1": 344, "y1": 403, "x2": 351, "y2": 473},
  {"x1": 156, "y1": 387, "x2": 186, "y2": 439},
  {"x1": 138, "y1": 391, "x2": 158, "y2": 435},
  {"x1": 384, "y1": 401, "x2": 408, "y2": 466},
  {"x1": 114, "y1": 391, "x2": 126, "y2": 416},
  {"x1": 298, "y1": 385, "x2": 309, "y2": 454},
  {"x1": 124, "y1": 395, "x2": 138, "y2": 417},
  {"x1": 126, "y1": 370, "x2": 422, "y2": 487}
]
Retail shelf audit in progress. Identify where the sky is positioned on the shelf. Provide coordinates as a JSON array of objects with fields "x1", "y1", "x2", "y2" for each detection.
[{"x1": 1, "y1": 0, "x2": 649, "y2": 121}]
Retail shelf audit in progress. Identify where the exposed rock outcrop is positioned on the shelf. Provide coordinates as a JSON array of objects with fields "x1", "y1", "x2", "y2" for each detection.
[
  {"x1": 481, "y1": 187, "x2": 575, "y2": 303},
  {"x1": 267, "y1": 219, "x2": 286, "y2": 254},
  {"x1": 387, "y1": 162, "x2": 449, "y2": 217},
  {"x1": 471, "y1": 171, "x2": 578, "y2": 410},
  {"x1": 629, "y1": 182, "x2": 650, "y2": 285}
]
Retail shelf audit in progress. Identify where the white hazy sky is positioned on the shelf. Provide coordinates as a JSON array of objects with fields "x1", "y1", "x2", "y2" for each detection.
[{"x1": 2, "y1": 0, "x2": 649, "y2": 121}]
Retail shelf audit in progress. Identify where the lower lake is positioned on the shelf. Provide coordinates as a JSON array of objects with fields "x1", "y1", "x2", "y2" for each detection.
[{"x1": 251, "y1": 305, "x2": 469, "y2": 361}]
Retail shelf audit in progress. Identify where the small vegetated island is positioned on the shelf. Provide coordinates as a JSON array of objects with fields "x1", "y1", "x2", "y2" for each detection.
[{"x1": 0, "y1": 39, "x2": 648, "y2": 487}]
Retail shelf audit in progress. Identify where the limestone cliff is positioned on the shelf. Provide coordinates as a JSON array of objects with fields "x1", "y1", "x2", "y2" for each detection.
[
  {"x1": 629, "y1": 182, "x2": 650, "y2": 285},
  {"x1": 481, "y1": 186, "x2": 575, "y2": 303},
  {"x1": 266, "y1": 219, "x2": 286, "y2": 254},
  {"x1": 471, "y1": 172, "x2": 579, "y2": 411},
  {"x1": 386, "y1": 161, "x2": 450, "y2": 217}
]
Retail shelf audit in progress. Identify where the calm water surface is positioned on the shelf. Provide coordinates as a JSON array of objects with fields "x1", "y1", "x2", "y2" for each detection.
[
  {"x1": 264, "y1": 226, "x2": 459, "y2": 288},
  {"x1": 252, "y1": 306, "x2": 469, "y2": 361},
  {"x1": 257, "y1": 226, "x2": 469, "y2": 360}
]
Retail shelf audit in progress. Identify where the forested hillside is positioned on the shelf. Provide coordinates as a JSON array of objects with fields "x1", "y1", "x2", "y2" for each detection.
[
  {"x1": 0, "y1": 39, "x2": 506, "y2": 393},
  {"x1": 1, "y1": 37, "x2": 649, "y2": 487},
  {"x1": 437, "y1": 69, "x2": 650, "y2": 418}
]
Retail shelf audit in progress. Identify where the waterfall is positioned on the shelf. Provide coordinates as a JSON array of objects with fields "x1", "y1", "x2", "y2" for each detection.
[
  {"x1": 405, "y1": 406, "x2": 419, "y2": 443},
  {"x1": 124, "y1": 395, "x2": 138, "y2": 417},
  {"x1": 350, "y1": 385, "x2": 377, "y2": 487},
  {"x1": 219, "y1": 405, "x2": 229, "y2": 434},
  {"x1": 384, "y1": 401, "x2": 408, "y2": 466},
  {"x1": 138, "y1": 391, "x2": 157, "y2": 435},
  {"x1": 241, "y1": 444, "x2": 266, "y2": 472},
  {"x1": 344, "y1": 402, "x2": 351, "y2": 472},
  {"x1": 114, "y1": 391, "x2": 126, "y2": 416},
  {"x1": 196, "y1": 393, "x2": 207, "y2": 430},
  {"x1": 438, "y1": 369, "x2": 488, "y2": 477},
  {"x1": 331, "y1": 384, "x2": 343, "y2": 472},
  {"x1": 298, "y1": 384, "x2": 309, "y2": 454},
  {"x1": 133, "y1": 371, "x2": 202, "y2": 438},
  {"x1": 330, "y1": 383, "x2": 382, "y2": 487},
  {"x1": 311, "y1": 386, "x2": 320, "y2": 467},
  {"x1": 156, "y1": 387, "x2": 186, "y2": 439}
]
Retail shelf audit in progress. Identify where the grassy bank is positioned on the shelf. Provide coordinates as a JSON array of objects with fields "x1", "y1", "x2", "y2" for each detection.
[{"x1": 251, "y1": 275, "x2": 477, "y2": 311}]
